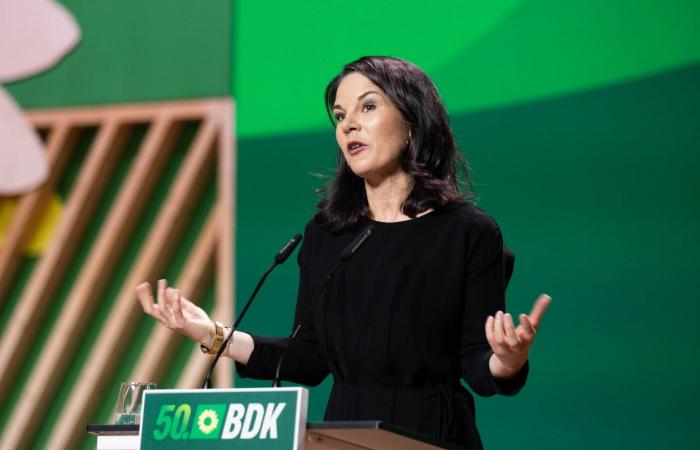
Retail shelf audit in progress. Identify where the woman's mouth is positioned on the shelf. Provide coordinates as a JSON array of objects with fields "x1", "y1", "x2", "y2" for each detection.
[{"x1": 347, "y1": 141, "x2": 368, "y2": 155}]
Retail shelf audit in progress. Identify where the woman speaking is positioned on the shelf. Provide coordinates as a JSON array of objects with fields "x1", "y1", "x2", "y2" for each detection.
[{"x1": 137, "y1": 56, "x2": 550, "y2": 449}]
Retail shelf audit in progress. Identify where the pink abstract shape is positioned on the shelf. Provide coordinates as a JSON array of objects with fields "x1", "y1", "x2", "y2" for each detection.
[
  {"x1": 0, "y1": 88, "x2": 48, "y2": 194},
  {"x1": 0, "y1": 0, "x2": 81, "y2": 82},
  {"x1": 0, "y1": 0, "x2": 81, "y2": 194}
]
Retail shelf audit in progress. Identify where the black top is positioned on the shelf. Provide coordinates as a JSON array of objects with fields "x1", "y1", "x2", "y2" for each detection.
[{"x1": 237, "y1": 202, "x2": 528, "y2": 449}]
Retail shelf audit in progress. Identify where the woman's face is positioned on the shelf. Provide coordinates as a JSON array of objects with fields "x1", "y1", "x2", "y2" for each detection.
[{"x1": 332, "y1": 72, "x2": 410, "y2": 183}]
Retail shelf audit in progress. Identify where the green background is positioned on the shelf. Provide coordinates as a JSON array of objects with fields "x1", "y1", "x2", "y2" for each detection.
[{"x1": 3, "y1": 1, "x2": 699, "y2": 449}]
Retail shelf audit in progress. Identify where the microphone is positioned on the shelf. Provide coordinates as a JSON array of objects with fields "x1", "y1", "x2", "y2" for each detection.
[
  {"x1": 201, "y1": 233, "x2": 302, "y2": 389},
  {"x1": 272, "y1": 225, "x2": 374, "y2": 387},
  {"x1": 340, "y1": 224, "x2": 373, "y2": 261},
  {"x1": 276, "y1": 234, "x2": 302, "y2": 264}
]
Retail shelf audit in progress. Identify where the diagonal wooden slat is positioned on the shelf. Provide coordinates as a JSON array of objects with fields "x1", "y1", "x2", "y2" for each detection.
[
  {"x1": 0, "y1": 121, "x2": 130, "y2": 405},
  {"x1": 44, "y1": 118, "x2": 219, "y2": 450},
  {"x1": 130, "y1": 205, "x2": 218, "y2": 384},
  {"x1": 0, "y1": 124, "x2": 78, "y2": 304}
]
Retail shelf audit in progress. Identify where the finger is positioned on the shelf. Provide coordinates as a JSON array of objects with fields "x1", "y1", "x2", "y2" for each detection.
[
  {"x1": 493, "y1": 311, "x2": 505, "y2": 346},
  {"x1": 166, "y1": 287, "x2": 178, "y2": 307},
  {"x1": 136, "y1": 282, "x2": 156, "y2": 314},
  {"x1": 136, "y1": 283, "x2": 167, "y2": 323},
  {"x1": 164, "y1": 287, "x2": 180, "y2": 320},
  {"x1": 485, "y1": 315, "x2": 495, "y2": 346},
  {"x1": 503, "y1": 313, "x2": 519, "y2": 347},
  {"x1": 171, "y1": 289, "x2": 185, "y2": 323},
  {"x1": 529, "y1": 294, "x2": 552, "y2": 329},
  {"x1": 156, "y1": 279, "x2": 168, "y2": 311},
  {"x1": 517, "y1": 313, "x2": 536, "y2": 343}
]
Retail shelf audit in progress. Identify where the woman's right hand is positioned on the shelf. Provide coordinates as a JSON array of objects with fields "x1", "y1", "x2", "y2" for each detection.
[{"x1": 136, "y1": 279, "x2": 215, "y2": 347}]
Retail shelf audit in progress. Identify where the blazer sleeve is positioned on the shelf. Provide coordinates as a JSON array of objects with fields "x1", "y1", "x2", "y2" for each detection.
[
  {"x1": 236, "y1": 222, "x2": 330, "y2": 386},
  {"x1": 459, "y1": 213, "x2": 528, "y2": 397}
]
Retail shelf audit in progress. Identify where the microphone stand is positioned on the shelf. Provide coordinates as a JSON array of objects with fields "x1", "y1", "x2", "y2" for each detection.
[
  {"x1": 201, "y1": 234, "x2": 302, "y2": 389},
  {"x1": 272, "y1": 225, "x2": 373, "y2": 387}
]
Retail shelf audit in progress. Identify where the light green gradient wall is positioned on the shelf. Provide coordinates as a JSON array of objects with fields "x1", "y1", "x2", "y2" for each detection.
[
  {"x1": 234, "y1": 0, "x2": 700, "y2": 137},
  {"x1": 233, "y1": 2, "x2": 700, "y2": 449}
]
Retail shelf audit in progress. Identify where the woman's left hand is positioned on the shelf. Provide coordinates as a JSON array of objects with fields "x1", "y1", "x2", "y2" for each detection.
[{"x1": 486, "y1": 294, "x2": 551, "y2": 379}]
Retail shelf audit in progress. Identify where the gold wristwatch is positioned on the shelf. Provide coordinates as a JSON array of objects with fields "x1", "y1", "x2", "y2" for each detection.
[{"x1": 200, "y1": 321, "x2": 224, "y2": 355}]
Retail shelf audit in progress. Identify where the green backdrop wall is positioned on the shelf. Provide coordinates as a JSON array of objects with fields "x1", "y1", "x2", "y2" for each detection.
[
  {"x1": 233, "y1": 2, "x2": 700, "y2": 448},
  {"x1": 4, "y1": 1, "x2": 699, "y2": 449}
]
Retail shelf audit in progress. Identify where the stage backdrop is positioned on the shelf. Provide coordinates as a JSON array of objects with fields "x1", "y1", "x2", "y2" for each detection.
[{"x1": 2, "y1": 1, "x2": 699, "y2": 449}]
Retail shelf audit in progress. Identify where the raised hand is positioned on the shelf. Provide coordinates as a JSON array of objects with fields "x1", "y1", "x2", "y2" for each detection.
[
  {"x1": 485, "y1": 294, "x2": 551, "y2": 379},
  {"x1": 136, "y1": 279, "x2": 214, "y2": 346}
]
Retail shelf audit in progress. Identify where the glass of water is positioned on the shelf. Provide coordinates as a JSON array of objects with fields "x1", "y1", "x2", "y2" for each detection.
[{"x1": 114, "y1": 381, "x2": 156, "y2": 425}]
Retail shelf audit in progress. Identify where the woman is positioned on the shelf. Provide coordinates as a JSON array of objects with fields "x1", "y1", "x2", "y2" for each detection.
[{"x1": 137, "y1": 56, "x2": 550, "y2": 449}]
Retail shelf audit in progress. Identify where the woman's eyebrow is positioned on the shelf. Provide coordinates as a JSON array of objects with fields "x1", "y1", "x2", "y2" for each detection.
[
  {"x1": 334, "y1": 90, "x2": 382, "y2": 110},
  {"x1": 358, "y1": 90, "x2": 381, "y2": 100}
]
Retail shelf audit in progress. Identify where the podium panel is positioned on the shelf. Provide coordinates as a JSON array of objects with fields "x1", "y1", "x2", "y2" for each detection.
[
  {"x1": 88, "y1": 421, "x2": 455, "y2": 450},
  {"x1": 307, "y1": 422, "x2": 452, "y2": 450}
]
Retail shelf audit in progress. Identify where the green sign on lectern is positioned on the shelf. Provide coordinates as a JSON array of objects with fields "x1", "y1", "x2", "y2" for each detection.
[{"x1": 139, "y1": 387, "x2": 308, "y2": 450}]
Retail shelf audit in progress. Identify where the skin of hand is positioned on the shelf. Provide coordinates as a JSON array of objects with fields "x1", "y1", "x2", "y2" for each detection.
[
  {"x1": 486, "y1": 294, "x2": 551, "y2": 379},
  {"x1": 136, "y1": 278, "x2": 215, "y2": 347}
]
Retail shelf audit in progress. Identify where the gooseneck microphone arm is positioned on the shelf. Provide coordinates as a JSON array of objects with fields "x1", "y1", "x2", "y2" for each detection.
[
  {"x1": 201, "y1": 233, "x2": 302, "y2": 389},
  {"x1": 272, "y1": 224, "x2": 374, "y2": 387}
]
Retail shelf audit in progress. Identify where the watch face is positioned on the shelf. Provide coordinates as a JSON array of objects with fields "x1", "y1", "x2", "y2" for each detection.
[{"x1": 200, "y1": 322, "x2": 225, "y2": 355}]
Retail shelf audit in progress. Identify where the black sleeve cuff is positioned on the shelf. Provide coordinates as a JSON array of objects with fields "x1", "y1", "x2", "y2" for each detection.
[
  {"x1": 491, "y1": 359, "x2": 529, "y2": 396},
  {"x1": 234, "y1": 334, "x2": 288, "y2": 380}
]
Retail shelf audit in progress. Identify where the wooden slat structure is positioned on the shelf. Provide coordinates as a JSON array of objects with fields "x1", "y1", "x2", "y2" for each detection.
[{"x1": 0, "y1": 98, "x2": 235, "y2": 450}]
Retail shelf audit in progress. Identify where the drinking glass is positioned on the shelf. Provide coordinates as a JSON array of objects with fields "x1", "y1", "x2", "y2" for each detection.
[{"x1": 114, "y1": 381, "x2": 156, "y2": 425}]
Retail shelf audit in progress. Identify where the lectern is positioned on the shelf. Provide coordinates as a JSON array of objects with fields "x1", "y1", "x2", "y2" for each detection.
[
  {"x1": 89, "y1": 387, "x2": 459, "y2": 449},
  {"x1": 88, "y1": 421, "x2": 455, "y2": 449}
]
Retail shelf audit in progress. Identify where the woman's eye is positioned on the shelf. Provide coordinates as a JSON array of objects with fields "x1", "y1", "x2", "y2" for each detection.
[
  {"x1": 362, "y1": 103, "x2": 376, "y2": 112},
  {"x1": 334, "y1": 112, "x2": 345, "y2": 121}
]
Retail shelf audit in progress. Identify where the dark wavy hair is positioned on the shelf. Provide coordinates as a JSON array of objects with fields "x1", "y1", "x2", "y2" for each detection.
[{"x1": 315, "y1": 56, "x2": 472, "y2": 231}]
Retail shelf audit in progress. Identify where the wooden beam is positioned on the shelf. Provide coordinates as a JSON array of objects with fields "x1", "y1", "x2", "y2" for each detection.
[
  {"x1": 27, "y1": 98, "x2": 233, "y2": 128},
  {"x1": 214, "y1": 100, "x2": 236, "y2": 388}
]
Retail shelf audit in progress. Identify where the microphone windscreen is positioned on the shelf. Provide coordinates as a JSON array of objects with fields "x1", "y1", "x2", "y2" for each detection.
[
  {"x1": 340, "y1": 225, "x2": 374, "y2": 261},
  {"x1": 275, "y1": 233, "x2": 303, "y2": 264}
]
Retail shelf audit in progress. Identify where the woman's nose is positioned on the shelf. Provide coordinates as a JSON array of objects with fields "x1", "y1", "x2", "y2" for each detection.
[{"x1": 341, "y1": 113, "x2": 360, "y2": 134}]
